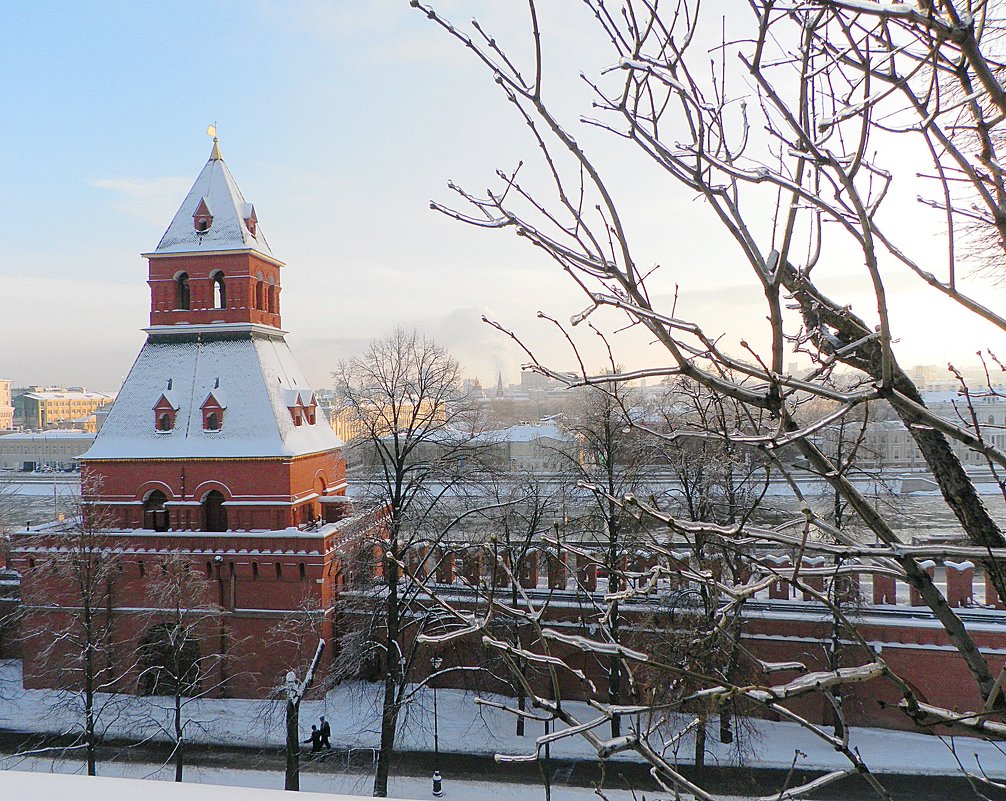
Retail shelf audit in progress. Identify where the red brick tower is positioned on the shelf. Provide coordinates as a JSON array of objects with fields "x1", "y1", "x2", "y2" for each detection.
[
  {"x1": 11, "y1": 140, "x2": 372, "y2": 697},
  {"x1": 81, "y1": 139, "x2": 347, "y2": 531}
]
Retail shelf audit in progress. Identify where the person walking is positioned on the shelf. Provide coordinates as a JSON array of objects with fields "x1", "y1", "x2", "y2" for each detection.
[
  {"x1": 319, "y1": 715, "x2": 332, "y2": 750},
  {"x1": 303, "y1": 725, "x2": 322, "y2": 753}
]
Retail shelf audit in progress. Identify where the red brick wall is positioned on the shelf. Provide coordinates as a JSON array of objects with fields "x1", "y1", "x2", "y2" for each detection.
[
  {"x1": 148, "y1": 252, "x2": 283, "y2": 328},
  {"x1": 83, "y1": 450, "x2": 346, "y2": 531},
  {"x1": 11, "y1": 524, "x2": 363, "y2": 697}
]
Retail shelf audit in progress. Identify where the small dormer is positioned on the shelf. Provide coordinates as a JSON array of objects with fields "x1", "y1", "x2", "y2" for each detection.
[
  {"x1": 284, "y1": 389, "x2": 304, "y2": 427},
  {"x1": 241, "y1": 203, "x2": 258, "y2": 237},
  {"x1": 201, "y1": 386, "x2": 227, "y2": 431},
  {"x1": 193, "y1": 197, "x2": 214, "y2": 233},
  {"x1": 284, "y1": 388, "x2": 316, "y2": 427},
  {"x1": 153, "y1": 388, "x2": 179, "y2": 432}
]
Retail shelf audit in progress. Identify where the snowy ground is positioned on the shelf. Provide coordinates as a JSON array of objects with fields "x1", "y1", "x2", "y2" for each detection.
[
  {"x1": 0, "y1": 760, "x2": 771, "y2": 801},
  {"x1": 2, "y1": 658, "x2": 1006, "y2": 784}
]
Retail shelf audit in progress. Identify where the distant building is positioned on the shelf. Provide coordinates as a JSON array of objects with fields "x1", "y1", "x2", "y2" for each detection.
[
  {"x1": 475, "y1": 422, "x2": 574, "y2": 470},
  {"x1": 0, "y1": 430, "x2": 94, "y2": 471},
  {"x1": 812, "y1": 389, "x2": 1006, "y2": 470},
  {"x1": 18, "y1": 388, "x2": 112, "y2": 432},
  {"x1": 519, "y1": 371, "x2": 564, "y2": 392},
  {"x1": 0, "y1": 380, "x2": 13, "y2": 430}
]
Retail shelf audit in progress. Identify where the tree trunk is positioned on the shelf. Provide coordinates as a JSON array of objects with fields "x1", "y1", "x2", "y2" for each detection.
[
  {"x1": 285, "y1": 698, "x2": 300, "y2": 791},
  {"x1": 694, "y1": 715, "x2": 706, "y2": 779},
  {"x1": 373, "y1": 669, "x2": 398, "y2": 796},
  {"x1": 373, "y1": 552, "x2": 402, "y2": 798},
  {"x1": 174, "y1": 695, "x2": 185, "y2": 782},
  {"x1": 85, "y1": 694, "x2": 96, "y2": 776},
  {"x1": 84, "y1": 633, "x2": 96, "y2": 776}
]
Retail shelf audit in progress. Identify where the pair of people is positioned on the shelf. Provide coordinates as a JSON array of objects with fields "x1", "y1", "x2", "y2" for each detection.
[{"x1": 303, "y1": 716, "x2": 332, "y2": 752}]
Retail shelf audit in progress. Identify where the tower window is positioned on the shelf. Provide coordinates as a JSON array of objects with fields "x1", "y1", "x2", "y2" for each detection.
[
  {"x1": 211, "y1": 272, "x2": 226, "y2": 309},
  {"x1": 192, "y1": 197, "x2": 214, "y2": 233},
  {"x1": 256, "y1": 275, "x2": 266, "y2": 311},
  {"x1": 153, "y1": 394, "x2": 178, "y2": 432},
  {"x1": 176, "y1": 273, "x2": 191, "y2": 311},
  {"x1": 201, "y1": 391, "x2": 226, "y2": 431}
]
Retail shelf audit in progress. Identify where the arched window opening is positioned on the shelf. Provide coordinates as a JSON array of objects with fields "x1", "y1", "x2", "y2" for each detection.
[
  {"x1": 299, "y1": 562, "x2": 306, "y2": 581},
  {"x1": 176, "y1": 273, "x2": 191, "y2": 311},
  {"x1": 206, "y1": 561, "x2": 213, "y2": 577},
  {"x1": 212, "y1": 272, "x2": 226, "y2": 309},
  {"x1": 203, "y1": 490, "x2": 227, "y2": 532},
  {"x1": 139, "y1": 624, "x2": 203, "y2": 697},
  {"x1": 275, "y1": 562, "x2": 283, "y2": 579},
  {"x1": 144, "y1": 490, "x2": 169, "y2": 532},
  {"x1": 252, "y1": 561, "x2": 259, "y2": 580},
  {"x1": 268, "y1": 278, "x2": 277, "y2": 315},
  {"x1": 158, "y1": 413, "x2": 172, "y2": 432},
  {"x1": 256, "y1": 277, "x2": 266, "y2": 311},
  {"x1": 205, "y1": 412, "x2": 219, "y2": 431},
  {"x1": 138, "y1": 560, "x2": 146, "y2": 577}
]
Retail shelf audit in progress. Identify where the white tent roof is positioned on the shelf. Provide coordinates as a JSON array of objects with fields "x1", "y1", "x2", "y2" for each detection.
[
  {"x1": 84, "y1": 335, "x2": 342, "y2": 460},
  {"x1": 150, "y1": 142, "x2": 274, "y2": 258}
]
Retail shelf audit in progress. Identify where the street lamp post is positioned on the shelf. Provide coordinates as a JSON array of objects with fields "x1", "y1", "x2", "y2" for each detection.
[{"x1": 431, "y1": 655, "x2": 444, "y2": 797}]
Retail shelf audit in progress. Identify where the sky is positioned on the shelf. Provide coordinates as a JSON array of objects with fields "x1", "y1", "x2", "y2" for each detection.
[{"x1": 3, "y1": 1, "x2": 1006, "y2": 394}]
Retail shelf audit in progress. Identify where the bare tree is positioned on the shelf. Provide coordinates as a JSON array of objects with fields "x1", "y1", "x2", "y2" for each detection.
[
  {"x1": 553, "y1": 378, "x2": 652, "y2": 739},
  {"x1": 0, "y1": 475, "x2": 27, "y2": 665},
  {"x1": 18, "y1": 486, "x2": 133, "y2": 776},
  {"x1": 333, "y1": 328, "x2": 481, "y2": 797},
  {"x1": 409, "y1": 1, "x2": 1006, "y2": 797},
  {"x1": 136, "y1": 553, "x2": 230, "y2": 782},
  {"x1": 262, "y1": 600, "x2": 328, "y2": 792},
  {"x1": 473, "y1": 468, "x2": 561, "y2": 737}
]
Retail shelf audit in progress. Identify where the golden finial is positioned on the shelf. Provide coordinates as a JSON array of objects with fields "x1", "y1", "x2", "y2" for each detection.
[{"x1": 207, "y1": 123, "x2": 222, "y2": 160}]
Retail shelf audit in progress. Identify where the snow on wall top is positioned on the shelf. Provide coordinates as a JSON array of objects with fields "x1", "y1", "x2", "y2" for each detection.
[
  {"x1": 83, "y1": 335, "x2": 342, "y2": 460},
  {"x1": 151, "y1": 144, "x2": 273, "y2": 257}
]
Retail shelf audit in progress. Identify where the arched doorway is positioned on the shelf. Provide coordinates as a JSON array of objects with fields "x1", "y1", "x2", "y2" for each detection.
[
  {"x1": 203, "y1": 490, "x2": 227, "y2": 532},
  {"x1": 144, "y1": 490, "x2": 169, "y2": 532}
]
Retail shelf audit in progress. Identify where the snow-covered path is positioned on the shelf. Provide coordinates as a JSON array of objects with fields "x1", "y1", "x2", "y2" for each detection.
[{"x1": 3, "y1": 658, "x2": 1006, "y2": 788}]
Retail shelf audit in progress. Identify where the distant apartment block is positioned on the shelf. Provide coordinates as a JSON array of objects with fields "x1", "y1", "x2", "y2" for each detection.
[
  {"x1": 0, "y1": 380, "x2": 12, "y2": 430},
  {"x1": 0, "y1": 430, "x2": 94, "y2": 471},
  {"x1": 813, "y1": 389, "x2": 1006, "y2": 471},
  {"x1": 15, "y1": 387, "x2": 112, "y2": 432}
]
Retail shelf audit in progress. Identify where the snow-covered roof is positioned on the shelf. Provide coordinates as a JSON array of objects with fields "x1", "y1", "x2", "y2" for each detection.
[
  {"x1": 0, "y1": 431, "x2": 94, "y2": 441},
  {"x1": 475, "y1": 422, "x2": 572, "y2": 444},
  {"x1": 23, "y1": 390, "x2": 112, "y2": 401},
  {"x1": 283, "y1": 388, "x2": 316, "y2": 408},
  {"x1": 83, "y1": 334, "x2": 342, "y2": 460},
  {"x1": 149, "y1": 142, "x2": 274, "y2": 258}
]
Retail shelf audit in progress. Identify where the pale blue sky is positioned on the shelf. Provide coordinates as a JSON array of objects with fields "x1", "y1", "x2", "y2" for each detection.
[
  {"x1": 2, "y1": 2, "x2": 580, "y2": 390},
  {"x1": 3, "y1": 2, "x2": 1004, "y2": 393}
]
